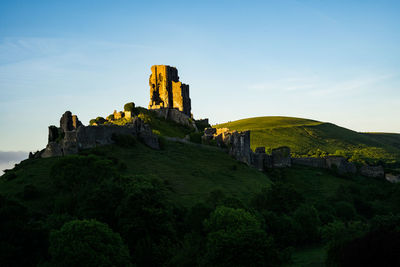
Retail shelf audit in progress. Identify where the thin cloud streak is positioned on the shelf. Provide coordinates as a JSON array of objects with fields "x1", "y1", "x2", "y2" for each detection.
[{"x1": 248, "y1": 73, "x2": 395, "y2": 98}]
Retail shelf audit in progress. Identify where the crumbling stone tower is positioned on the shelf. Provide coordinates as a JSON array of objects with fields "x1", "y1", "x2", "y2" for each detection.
[{"x1": 148, "y1": 65, "x2": 191, "y2": 116}]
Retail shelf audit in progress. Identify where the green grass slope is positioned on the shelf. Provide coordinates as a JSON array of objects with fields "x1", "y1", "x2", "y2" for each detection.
[
  {"x1": 0, "y1": 140, "x2": 270, "y2": 211},
  {"x1": 215, "y1": 116, "x2": 400, "y2": 165},
  {"x1": 1, "y1": 128, "x2": 398, "y2": 266}
]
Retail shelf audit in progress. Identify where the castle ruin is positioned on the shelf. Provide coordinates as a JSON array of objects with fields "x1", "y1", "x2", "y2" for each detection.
[{"x1": 148, "y1": 65, "x2": 191, "y2": 117}]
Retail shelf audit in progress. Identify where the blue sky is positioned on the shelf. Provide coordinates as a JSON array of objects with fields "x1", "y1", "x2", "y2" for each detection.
[{"x1": 0, "y1": 0, "x2": 399, "y2": 152}]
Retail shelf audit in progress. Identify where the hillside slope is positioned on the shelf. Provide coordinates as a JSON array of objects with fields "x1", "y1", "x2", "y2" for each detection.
[
  {"x1": 1, "y1": 124, "x2": 399, "y2": 266},
  {"x1": 0, "y1": 140, "x2": 270, "y2": 210},
  {"x1": 215, "y1": 116, "x2": 400, "y2": 166}
]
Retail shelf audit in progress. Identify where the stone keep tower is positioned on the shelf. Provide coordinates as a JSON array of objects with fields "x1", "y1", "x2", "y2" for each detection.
[{"x1": 148, "y1": 65, "x2": 191, "y2": 116}]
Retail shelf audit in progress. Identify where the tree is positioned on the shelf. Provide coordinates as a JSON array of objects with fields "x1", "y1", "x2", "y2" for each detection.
[
  {"x1": 49, "y1": 219, "x2": 131, "y2": 267},
  {"x1": 202, "y1": 206, "x2": 281, "y2": 266},
  {"x1": 334, "y1": 201, "x2": 356, "y2": 221},
  {"x1": 251, "y1": 182, "x2": 304, "y2": 214},
  {"x1": 50, "y1": 155, "x2": 116, "y2": 192},
  {"x1": 292, "y1": 204, "x2": 321, "y2": 245},
  {"x1": 116, "y1": 177, "x2": 175, "y2": 266},
  {"x1": 324, "y1": 217, "x2": 400, "y2": 267},
  {"x1": 124, "y1": 102, "x2": 135, "y2": 112},
  {"x1": 0, "y1": 195, "x2": 47, "y2": 267}
]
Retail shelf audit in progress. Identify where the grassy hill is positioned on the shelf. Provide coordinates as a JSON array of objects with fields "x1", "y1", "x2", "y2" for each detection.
[
  {"x1": 0, "y1": 139, "x2": 270, "y2": 210},
  {"x1": 215, "y1": 116, "x2": 400, "y2": 167},
  {"x1": 1, "y1": 139, "x2": 397, "y2": 266},
  {"x1": 1, "y1": 112, "x2": 399, "y2": 266}
]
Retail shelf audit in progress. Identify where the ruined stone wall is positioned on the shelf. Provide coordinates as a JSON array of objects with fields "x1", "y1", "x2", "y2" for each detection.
[
  {"x1": 291, "y1": 155, "x2": 389, "y2": 178},
  {"x1": 360, "y1": 165, "x2": 385, "y2": 179},
  {"x1": 228, "y1": 131, "x2": 252, "y2": 165},
  {"x1": 325, "y1": 156, "x2": 357, "y2": 175},
  {"x1": 291, "y1": 157, "x2": 327, "y2": 168},
  {"x1": 148, "y1": 65, "x2": 191, "y2": 116},
  {"x1": 42, "y1": 111, "x2": 159, "y2": 158},
  {"x1": 203, "y1": 127, "x2": 252, "y2": 165},
  {"x1": 271, "y1": 147, "x2": 292, "y2": 168}
]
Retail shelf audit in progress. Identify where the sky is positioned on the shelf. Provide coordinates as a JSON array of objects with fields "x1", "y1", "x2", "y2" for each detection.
[{"x1": 0, "y1": 0, "x2": 399, "y2": 155}]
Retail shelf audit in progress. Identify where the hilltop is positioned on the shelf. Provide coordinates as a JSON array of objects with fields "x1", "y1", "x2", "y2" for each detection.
[{"x1": 215, "y1": 116, "x2": 400, "y2": 168}]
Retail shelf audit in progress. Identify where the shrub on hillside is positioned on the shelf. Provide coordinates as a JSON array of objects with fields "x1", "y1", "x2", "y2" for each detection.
[
  {"x1": 324, "y1": 217, "x2": 400, "y2": 267},
  {"x1": 292, "y1": 204, "x2": 321, "y2": 245},
  {"x1": 0, "y1": 195, "x2": 47, "y2": 267},
  {"x1": 116, "y1": 177, "x2": 175, "y2": 265},
  {"x1": 189, "y1": 132, "x2": 203, "y2": 144},
  {"x1": 106, "y1": 114, "x2": 114, "y2": 121},
  {"x1": 124, "y1": 102, "x2": 135, "y2": 112},
  {"x1": 50, "y1": 155, "x2": 116, "y2": 192},
  {"x1": 49, "y1": 219, "x2": 131, "y2": 267},
  {"x1": 251, "y1": 182, "x2": 304, "y2": 214},
  {"x1": 202, "y1": 206, "x2": 281, "y2": 266}
]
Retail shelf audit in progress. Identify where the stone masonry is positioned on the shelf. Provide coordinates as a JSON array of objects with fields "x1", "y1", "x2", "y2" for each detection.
[
  {"x1": 148, "y1": 65, "x2": 191, "y2": 116},
  {"x1": 41, "y1": 111, "x2": 159, "y2": 158}
]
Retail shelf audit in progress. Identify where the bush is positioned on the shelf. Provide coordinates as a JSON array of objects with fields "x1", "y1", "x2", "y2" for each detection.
[
  {"x1": 116, "y1": 177, "x2": 175, "y2": 265},
  {"x1": 334, "y1": 201, "x2": 356, "y2": 221},
  {"x1": 189, "y1": 132, "x2": 203, "y2": 144},
  {"x1": 325, "y1": 218, "x2": 399, "y2": 267},
  {"x1": 1, "y1": 171, "x2": 17, "y2": 181},
  {"x1": 50, "y1": 155, "x2": 117, "y2": 192},
  {"x1": 0, "y1": 196, "x2": 47, "y2": 266},
  {"x1": 49, "y1": 219, "x2": 131, "y2": 267},
  {"x1": 124, "y1": 102, "x2": 135, "y2": 112},
  {"x1": 251, "y1": 182, "x2": 304, "y2": 214},
  {"x1": 96, "y1": 117, "x2": 106, "y2": 124},
  {"x1": 106, "y1": 114, "x2": 114, "y2": 121},
  {"x1": 194, "y1": 120, "x2": 210, "y2": 131},
  {"x1": 262, "y1": 210, "x2": 297, "y2": 248},
  {"x1": 292, "y1": 204, "x2": 321, "y2": 245},
  {"x1": 202, "y1": 206, "x2": 281, "y2": 266}
]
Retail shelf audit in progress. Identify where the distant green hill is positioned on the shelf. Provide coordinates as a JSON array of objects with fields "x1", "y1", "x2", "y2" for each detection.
[{"x1": 215, "y1": 116, "x2": 400, "y2": 167}]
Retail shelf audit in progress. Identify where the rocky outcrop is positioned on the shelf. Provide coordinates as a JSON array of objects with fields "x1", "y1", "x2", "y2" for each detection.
[
  {"x1": 153, "y1": 108, "x2": 197, "y2": 130},
  {"x1": 385, "y1": 174, "x2": 400, "y2": 183},
  {"x1": 42, "y1": 112, "x2": 159, "y2": 158},
  {"x1": 360, "y1": 165, "x2": 385, "y2": 179},
  {"x1": 148, "y1": 65, "x2": 191, "y2": 116},
  {"x1": 41, "y1": 142, "x2": 63, "y2": 158}
]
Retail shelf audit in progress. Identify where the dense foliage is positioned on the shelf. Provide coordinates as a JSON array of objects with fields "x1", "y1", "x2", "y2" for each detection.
[{"x1": 49, "y1": 219, "x2": 131, "y2": 267}]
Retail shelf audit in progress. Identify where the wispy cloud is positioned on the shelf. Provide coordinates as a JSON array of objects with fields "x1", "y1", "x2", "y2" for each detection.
[
  {"x1": 248, "y1": 76, "x2": 319, "y2": 92},
  {"x1": 308, "y1": 74, "x2": 395, "y2": 97},
  {"x1": 248, "y1": 73, "x2": 395, "y2": 98}
]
